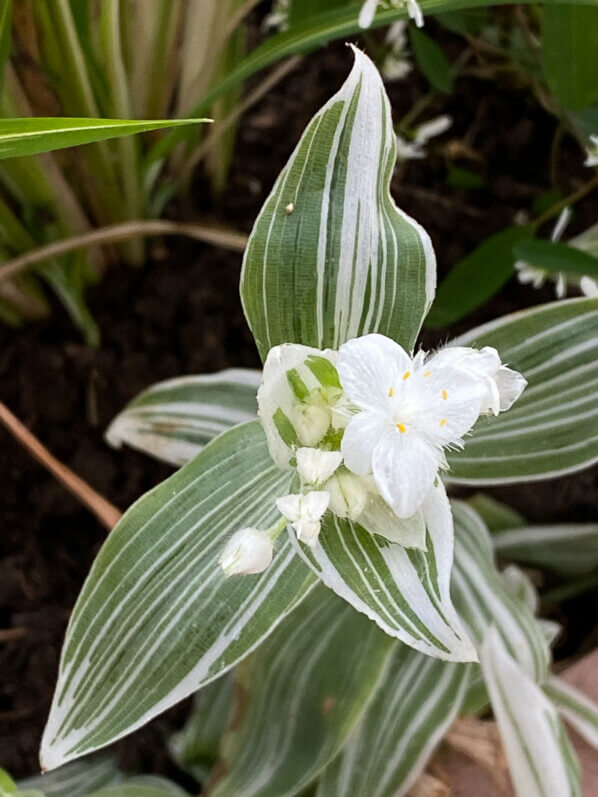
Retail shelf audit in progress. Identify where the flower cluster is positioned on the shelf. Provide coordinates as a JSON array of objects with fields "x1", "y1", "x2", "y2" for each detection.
[
  {"x1": 359, "y1": 0, "x2": 424, "y2": 30},
  {"x1": 220, "y1": 333, "x2": 526, "y2": 576}
]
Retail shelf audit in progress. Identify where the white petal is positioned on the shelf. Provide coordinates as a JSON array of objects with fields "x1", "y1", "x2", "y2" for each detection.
[
  {"x1": 325, "y1": 470, "x2": 368, "y2": 520},
  {"x1": 372, "y1": 432, "x2": 442, "y2": 518},
  {"x1": 407, "y1": 0, "x2": 424, "y2": 27},
  {"x1": 294, "y1": 519, "x2": 322, "y2": 547},
  {"x1": 414, "y1": 115, "x2": 452, "y2": 145},
  {"x1": 337, "y1": 333, "x2": 412, "y2": 412},
  {"x1": 276, "y1": 494, "x2": 302, "y2": 522},
  {"x1": 301, "y1": 490, "x2": 330, "y2": 521},
  {"x1": 421, "y1": 367, "x2": 486, "y2": 443},
  {"x1": 341, "y1": 410, "x2": 392, "y2": 476},
  {"x1": 219, "y1": 528, "x2": 273, "y2": 576},
  {"x1": 296, "y1": 448, "x2": 342, "y2": 485},
  {"x1": 358, "y1": 0, "x2": 378, "y2": 28},
  {"x1": 555, "y1": 272, "x2": 567, "y2": 299},
  {"x1": 580, "y1": 276, "x2": 598, "y2": 297},
  {"x1": 358, "y1": 496, "x2": 427, "y2": 549},
  {"x1": 494, "y1": 366, "x2": 527, "y2": 412},
  {"x1": 551, "y1": 206, "x2": 572, "y2": 242}
]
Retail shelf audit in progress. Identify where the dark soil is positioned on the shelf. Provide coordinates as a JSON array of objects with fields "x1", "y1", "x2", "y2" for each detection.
[{"x1": 1, "y1": 19, "x2": 597, "y2": 788}]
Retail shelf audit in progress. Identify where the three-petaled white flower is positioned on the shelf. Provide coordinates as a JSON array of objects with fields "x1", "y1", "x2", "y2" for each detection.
[
  {"x1": 359, "y1": 0, "x2": 424, "y2": 30},
  {"x1": 337, "y1": 334, "x2": 526, "y2": 518},
  {"x1": 276, "y1": 491, "x2": 330, "y2": 547}
]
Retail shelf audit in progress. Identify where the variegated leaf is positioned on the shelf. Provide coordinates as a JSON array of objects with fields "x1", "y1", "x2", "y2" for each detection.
[
  {"x1": 105, "y1": 369, "x2": 260, "y2": 467},
  {"x1": 545, "y1": 676, "x2": 598, "y2": 750},
  {"x1": 317, "y1": 645, "x2": 470, "y2": 797},
  {"x1": 447, "y1": 298, "x2": 598, "y2": 483},
  {"x1": 451, "y1": 501, "x2": 550, "y2": 682},
  {"x1": 86, "y1": 782, "x2": 187, "y2": 797},
  {"x1": 41, "y1": 422, "x2": 315, "y2": 770},
  {"x1": 18, "y1": 757, "x2": 122, "y2": 797},
  {"x1": 493, "y1": 524, "x2": 598, "y2": 576},
  {"x1": 481, "y1": 628, "x2": 581, "y2": 797},
  {"x1": 241, "y1": 47, "x2": 436, "y2": 361},
  {"x1": 211, "y1": 586, "x2": 394, "y2": 797},
  {"x1": 291, "y1": 480, "x2": 477, "y2": 662}
]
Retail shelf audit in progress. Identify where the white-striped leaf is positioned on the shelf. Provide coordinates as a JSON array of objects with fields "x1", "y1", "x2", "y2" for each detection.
[
  {"x1": 240, "y1": 46, "x2": 436, "y2": 361},
  {"x1": 291, "y1": 480, "x2": 477, "y2": 662},
  {"x1": 41, "y1": 421, "x2": 315, "y2": 770},
  {"x1": 105, "y1": 369, "x2": 261, "y2": 467},
  {"x1": 18, "y1": 757, "x2": 122, "y2": 796},
  {"x1": 451, "y1": 501, "x2": 550, "y2": 682},
  {"x1": 86, "y1": 782, "x2": 187, "y2": 797},
  {"x1": 211, "y1": 586, "x2": 395, "y2": 797},
  {"x1": 168, "y1": 675, "x2": 233, "y2": 783},
  {"x1": 481, "y1": 627, "x2": 581, "y2": 797},
  {"x1": 446, "y1": 298, "x2": 598, "y2": 483},
  {"x1": 493, "y1": 524, "x2": 598, "y2": 576},
  {"x1": 317, "y1": 645, "x2": 470, "y2": 797},
  {"x1": 545, "y1": 675, "x2": 598, "y2": 750}
]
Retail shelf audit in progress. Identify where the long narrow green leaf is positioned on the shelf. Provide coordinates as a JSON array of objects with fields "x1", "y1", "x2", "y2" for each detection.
[
  {"x1": 87, "y1": 783, "x2": 187, "y2": 797},
  {"x1": 446, "y1": 298, "x2": 598, "y2": 483},
  {"x1": 0, "y1": 0, "x2": 11, "y2": 97},
  {"x1": 513, "y1": 240, "x2": 598, "y2": 279},
  {"x1": 481, "y1": 627, "x2": 581, "y2": 797},
  {"x1": 106, "y1": 369, "x2": 261, "y2": 467},
  {"x1": 451, "y1": 501, "x2": 550, "y2": 681},
  {"x1": 493, "y1": 524, "x2": 598, "y2": 576},
  {"x1": 18, "y1": 757, "x2": 122, "y2": 797},
  {"x1": 0, "y1": 117, "x2": 208, "y2": 160},
  {"x1": 292, "y1": 481, "x2": 477, "y2": 662},
  {"x1": 211, "y1": 586, "x2": 394, "y2": 797},
  {"x1": 317, "y1": 646, "x2": 470, "y2": 797},
  {"x1": 467, "y1": 493, "x2": 526, "y2": 532},
  {"x1": 41, "y1": 421, "x2": 315, "y2": 770},
  {"x1": 240, "y1": 47, "x2": 436, "y2": 360},
  {"x1": 545, "y1": 675, "x2": 598, "y2": 750}
]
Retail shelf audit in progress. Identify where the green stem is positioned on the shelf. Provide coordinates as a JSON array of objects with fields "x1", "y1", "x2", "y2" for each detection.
[
  {"x1": 533, "y1": 173, "x2": 598, "y2": 230},
  {"x1": 268, "y1": 515, "x2": 290, "y2": 542}
]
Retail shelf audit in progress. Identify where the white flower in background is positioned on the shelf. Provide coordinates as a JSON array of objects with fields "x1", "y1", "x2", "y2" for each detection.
[
  {"x1": 276, "y1": 491, "x2": 330, "y2": 547},
  {"x1": 337, "y1": 334, "x2": 526, "y2": 517},
  {"x1": 516, "y1": 209, "x2": 598, "y2": 298},
  {"x1": 219, "y1": 528, "x2": 273, "y2": 576},
  {"x1": 381, "y1": 22, "x2": 412, "y2": 81},
  {"x1": 584, "y1": 134, "x2": 598, "y2": 168},
  {"x1": 359, "y1": 0, "x2": 424, "y2": 30},
  {"x1": 396, "y1": 115, "x2": 453, "y2": 161},
  {"x1": 263, "y1": 0, "x2": 290, "y2": 31}
]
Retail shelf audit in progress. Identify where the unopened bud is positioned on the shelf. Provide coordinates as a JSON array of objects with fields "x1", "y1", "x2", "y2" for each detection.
[
  {"x1": 294, "y1": 404, "x2": 330, "y2": 447},
  {"x1": 219, "y1": 528, "x2": 273, "y2": 576},
  {"x1": 326, "y1": 470, "x2": 367, "y2": 521}
]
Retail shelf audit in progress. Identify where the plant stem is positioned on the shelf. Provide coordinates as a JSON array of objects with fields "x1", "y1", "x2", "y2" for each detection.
[
  {"x1": 533, "y1": 174, "x2": 598, "y2": 229},
  {"x1": 0, "y1": 402, "x2": 121, "y2": 531},
  {"x1": 0, "y1": 220, "x2": 248, "y2": 283}
]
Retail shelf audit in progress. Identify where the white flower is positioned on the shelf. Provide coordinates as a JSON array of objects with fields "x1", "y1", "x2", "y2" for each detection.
[
  {"x1": 337, "y1": 334, "x2": 525, "y2": 517},
  {"x1": 516, "y1": 208, "x2": 571, "y2": 298},
  {"x1": 430, "y1": 346, "x2": 527, "y2": 416},
  {"x1": 276, "y1": 491, "x2": 330, "y2": 547},
  {"x1": 584, "y1": 134, "x2": 598, "y2": 168},
  {"x1": 263, "y1": 0, "x2": 290, "y2": 31},
  {"x1": 359, "y1": 0, "x2": 424, "y2": 30},
  {"x1": 219, "y1": 528, "x2": 273, "y2": 576},
  {"x1": 580, "y1": 276, "x2": 598, "y2": 297},
  {"x1": 381, "y1": 22, "x2": 412, "y2": 81},
  {"x1": 396, "y1": 115, "x2": 452, "y2": 161},
  {"x1": 325, "y1": 469, "x2": 368, "y2": 520},
  {"x1": 296, "y1": 447, "x2": 342, "y2": 486}
]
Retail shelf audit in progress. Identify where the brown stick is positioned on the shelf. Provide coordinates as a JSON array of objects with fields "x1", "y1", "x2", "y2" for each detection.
[
  {"x1": 0, "y1": 220, "x2": 248, "y2": 284},
  {"x1": 0, "y1": 402, "x2": 122, "y2": 531}
]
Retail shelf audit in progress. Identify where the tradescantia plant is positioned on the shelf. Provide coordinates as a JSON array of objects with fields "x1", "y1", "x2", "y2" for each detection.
[{"x1": 40, "y1": 49, "x2": 598, "y2": 795}]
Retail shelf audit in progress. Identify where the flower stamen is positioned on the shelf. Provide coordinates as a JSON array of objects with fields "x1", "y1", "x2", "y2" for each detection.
[
  {"x1": 388, "y1": 386, "x2": 394, "y2": 397},
  {"x1": 442, "y1": 389, "x2": 448, "y2": 400},
  {"x1": 397, "y1": 422, "x2": 406, "y2": 433},
  {"x1": 403, "y1": 371, "x2": 411, "y2": 380},
  {"x1": 439, "y1": 418, "x2": 447, "y2": 427},
  {"x1": 424, "y1": 371, "x2": 431, "y2": 377}
]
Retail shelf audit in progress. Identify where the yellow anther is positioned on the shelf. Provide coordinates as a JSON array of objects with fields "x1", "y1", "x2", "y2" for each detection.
[
  {"x1": 396, "y1": 422, "x2": 406, "y2": 433},
  {"x1": 442, "y1": 390, "x2": 448, "y2": 400},
  {"x1": 424, "y1": 371, "x2": 432, "y2": 377},
  {"x1": 403, "y1": 371, "x2": 411, "y2": 380},
  {"x1": 439, "y1": 418, "x2": 447, "y2": 427},
  {"x1": 388, "y1": 387, "x2": 394, "y2": 397}
]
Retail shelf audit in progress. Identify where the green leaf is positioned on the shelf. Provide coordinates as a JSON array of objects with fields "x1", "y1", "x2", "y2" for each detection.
[
  {"x1": 289, "y1": 0, "x2": 348, "y2": 27},
  {"x1": 451, "y1": 501, "x2": 550, "y2": 682},
  {"x1": 513, "y1": 239, "x2": 598, "y2": 279},
  {"x1": 467, "y1": 493, "x2": 526, "y2": 533},
  {"x1": 18, "y1": 756, "x2": 122, "y2": 797},
  {"x1": 542, "y1": 4, "x2": 598, "y2": 111},
  {"x1": 106, "y1": 369, "x2": 261, "y2": 467},
  {"x1": 446, "y1": 298, "x2": 598, "y2": 483},
  {"x1": 481, "y1": 628, "x2": 581, "y2": 797},
  {"x1": 41, "y1": 421, "x2": 315, "y2": 769},
  {"x1": 292, "y1": 481, "x2": 477, "y2": 662},
  {"x1": 86, "y1": 781, "x2": 187, "y2": 797},
  {"x1": 168, "y1": 675, "x2": 233, "y2": 783},
  {"x1": 211, "y1": 586, "x2": 394, "y2": 797},
  {"x1": 493, "y1": 524, "x2": 598, "y2": 576},
  {"x1": 545, "y1": 675, "x2": 598, "y2": 750},
  {"x1": 409, "y1": 26, "x2": 454, "y2": 93},
  {"x1": 0, "y1": 117, "x2": 208, "y2": 160},
  {"x1": 0, "y1": 1, "x2": 11, "y2": 98},
  {"x1": 240, "y1": 47, "x2": 436, "y2": 361},
  {"x1": 317, "y1": 645, "x2": 470, "y2": 797},
  {"x1": 426, "y1": 225, "x2": 533, "y2": 328}
]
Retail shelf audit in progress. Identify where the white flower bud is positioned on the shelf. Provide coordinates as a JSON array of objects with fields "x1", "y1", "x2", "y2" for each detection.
[
  {"x1": 219, "y1": 528, "x2": 273, "y2": 576},
  {"x1": 326, "y1": 470, "x2": 368, "y2": 521},
  {"x1": 276, "y1": 491, "x2": 330, "y2": 548},
  {"x1": 296, "y1": 447, "x2": 342, "y2": 486},
  {"x1": 293, "y1": 404, "x2": 330, "y2": 446}
]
